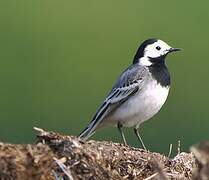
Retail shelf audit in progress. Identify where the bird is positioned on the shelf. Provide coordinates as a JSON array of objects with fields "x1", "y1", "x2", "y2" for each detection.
[{"x1": 78, "y1": 38, "x2": 180, "y2": 150}]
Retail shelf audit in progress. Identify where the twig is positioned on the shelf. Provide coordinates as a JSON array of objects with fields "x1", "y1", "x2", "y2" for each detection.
[
  {"x1": 177, "y1": 140, "x2": 181, "y2": 155},
  {"x1": 144, "y1": 172, "x2": 159, "y2": 180},
  {"x1": 168, "y1": 144, "x2": 173, "y2": 158}
]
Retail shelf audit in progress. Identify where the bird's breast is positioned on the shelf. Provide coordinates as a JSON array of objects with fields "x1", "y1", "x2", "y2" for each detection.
[
  {"x1": 139, "y1": 80, "x2": 170, "y2": 113},
  {"x1": 110, "y1": 79, "x2": 170, "y2": 127}
]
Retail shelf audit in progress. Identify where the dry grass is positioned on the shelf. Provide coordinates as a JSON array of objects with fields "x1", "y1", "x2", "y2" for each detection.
[{"x1": 0, "y1": 128, "x2": 207, "y2": 180}]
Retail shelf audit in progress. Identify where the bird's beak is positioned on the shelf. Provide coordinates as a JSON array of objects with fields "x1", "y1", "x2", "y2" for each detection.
[{"x1": 168, "y1": 47, "x2": 181, "y2": 53}]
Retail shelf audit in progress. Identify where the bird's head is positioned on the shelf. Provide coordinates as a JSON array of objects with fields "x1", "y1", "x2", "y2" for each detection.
[{"x1": 133, "y1": 39, "x2": 180, "y2": 66}]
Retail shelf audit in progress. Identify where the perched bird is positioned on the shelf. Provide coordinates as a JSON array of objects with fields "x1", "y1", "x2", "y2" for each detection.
[{"x1": 79, "y1": 38, "x2": 180, "y2": 150}]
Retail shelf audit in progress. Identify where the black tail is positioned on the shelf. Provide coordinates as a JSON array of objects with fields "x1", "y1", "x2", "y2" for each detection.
[
  {"x1": 78, "y1": 124, "x2": 95, "y2": 140},
  {"x1": 78, "y1": 102, "x2": 110, "y2": 140}
]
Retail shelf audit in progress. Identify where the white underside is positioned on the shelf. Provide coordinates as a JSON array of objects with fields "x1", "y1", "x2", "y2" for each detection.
[{"x1": 102, "y1": 79, "x2": 170, "y2": 128}]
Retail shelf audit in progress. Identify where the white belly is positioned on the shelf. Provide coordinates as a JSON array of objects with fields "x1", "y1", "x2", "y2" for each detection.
[{"x1": 104, "y1": 80, "x2": 170, "y2": 128}]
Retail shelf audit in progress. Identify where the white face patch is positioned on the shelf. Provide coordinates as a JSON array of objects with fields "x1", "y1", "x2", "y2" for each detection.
[
  {"x1": 139, "y1": 57, "x2": 152, "y2": 66},
  {"x1": 144, "y1": 40, "x2": 172, "y2": 59}
]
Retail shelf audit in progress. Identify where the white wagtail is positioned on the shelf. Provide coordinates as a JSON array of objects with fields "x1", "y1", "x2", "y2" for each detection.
[{"x1": 78, "y1": 38, "x2": 180, "y2": 150}]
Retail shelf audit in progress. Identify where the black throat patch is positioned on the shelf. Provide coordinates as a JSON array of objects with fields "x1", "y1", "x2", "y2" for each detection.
[{"x1": 148, "y1": 60, "x2": 170, "y2": 87}]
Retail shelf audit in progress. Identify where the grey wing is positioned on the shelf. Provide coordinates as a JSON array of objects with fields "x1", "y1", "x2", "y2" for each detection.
[{"x1": 78, "y1": 65, "x2": 148, "y2": 140}]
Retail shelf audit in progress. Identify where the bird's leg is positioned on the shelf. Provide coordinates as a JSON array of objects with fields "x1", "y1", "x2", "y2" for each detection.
[
  {"x1": 117, "y1": 122, "x2": 127, "y2": 146},
  {"x1": 134, "y1": 127, "x2": 147, "y2": 151}
]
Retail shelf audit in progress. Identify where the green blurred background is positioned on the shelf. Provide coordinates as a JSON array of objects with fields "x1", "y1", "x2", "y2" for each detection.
[{"x1": 0, "y1": 0, "x2": 208, "y2": 154}]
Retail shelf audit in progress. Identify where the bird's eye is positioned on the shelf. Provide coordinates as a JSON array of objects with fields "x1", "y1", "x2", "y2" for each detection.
[{"x1": 156, "y1": 46, "x2": 161, "y2": 50}]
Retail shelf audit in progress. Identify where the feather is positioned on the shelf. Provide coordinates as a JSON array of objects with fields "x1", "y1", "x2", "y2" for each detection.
[{"x1": 78, "y1": 64, "x2": 148, "y2": 140}]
